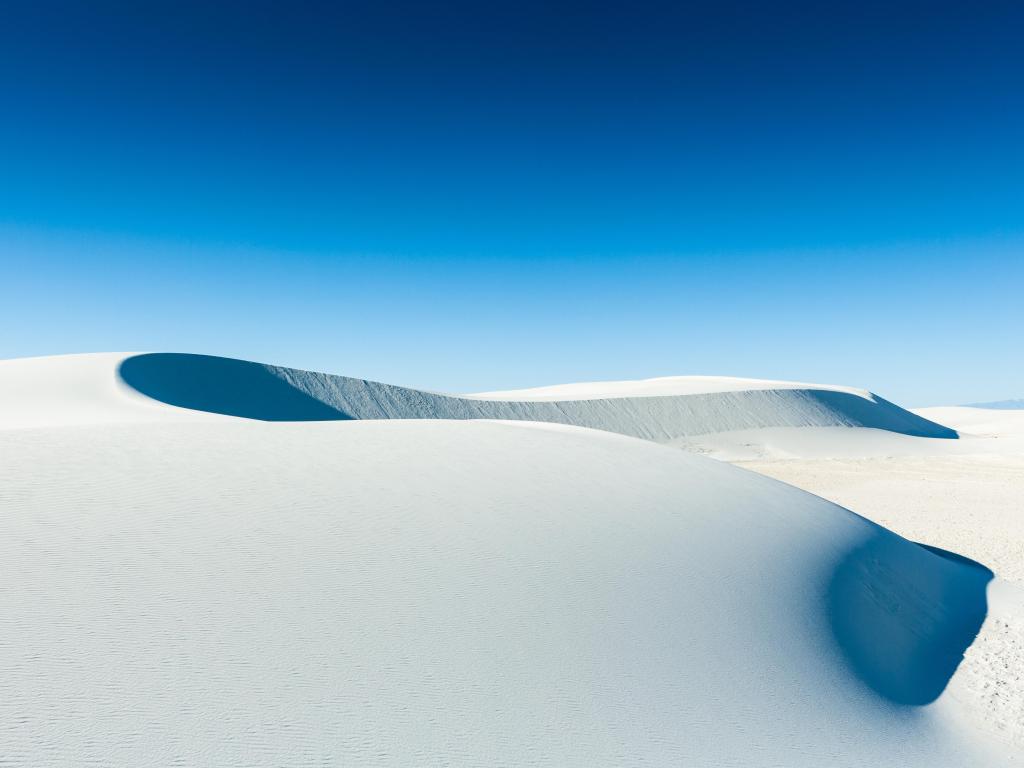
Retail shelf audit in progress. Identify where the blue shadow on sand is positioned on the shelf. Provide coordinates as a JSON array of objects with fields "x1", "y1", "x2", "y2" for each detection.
[
  {"x1": 828, "y1": 535, "x2": 991, "y2": 705},
  {"x1": 120, "y1": 353, "x2": 350, "y2": 421},
  {"x1": 808, "y1": 390, "x2": 957, "y2": 438}
]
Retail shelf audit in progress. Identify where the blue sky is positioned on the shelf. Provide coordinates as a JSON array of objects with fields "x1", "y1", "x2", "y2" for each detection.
[{"x1": 2, "y1": 1, "x2": 1021, "y2": 404}]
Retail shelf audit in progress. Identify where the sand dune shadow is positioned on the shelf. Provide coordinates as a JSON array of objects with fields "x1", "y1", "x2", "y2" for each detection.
[
  {"x1": 827, "y1": 534, "x2": 991, "y2": 705},
  {"x1": 119, "y1": 353, "x2": 351, "y2": 421}
]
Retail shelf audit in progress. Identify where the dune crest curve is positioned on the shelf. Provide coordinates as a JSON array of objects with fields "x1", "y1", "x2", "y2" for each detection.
[{"x1": 118, "y1": 352, "x2": 958, "y2": 440}]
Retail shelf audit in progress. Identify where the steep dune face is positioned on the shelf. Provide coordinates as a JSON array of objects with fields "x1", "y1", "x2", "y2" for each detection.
[
  {"x1": 114, "y1": 352, "x2": 957, "y2": 439},
  {"x1": 0, "y1": 418, "x2": 1010, "y2": 766}
]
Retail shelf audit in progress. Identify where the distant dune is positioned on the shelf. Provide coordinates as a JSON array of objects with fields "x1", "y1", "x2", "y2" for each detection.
[
  {"x1": 965, "y1": 398, "x2": 1024, "y2": 410},
  {"x1": 0, "y1": 352, "x2": 956, "y2": 442},
  {"x1": 121, "y1": 352, "x2": 958, "y2": 438}
]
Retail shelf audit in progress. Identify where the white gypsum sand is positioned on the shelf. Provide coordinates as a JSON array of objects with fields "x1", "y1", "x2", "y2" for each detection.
[
  {"x1": 723, "y1": 406, "x2": 1024, "y2": 752},
  {"x1": 734, "y1": 407, "x2": 1024, "y2": 584},
  {"x1": 1, "y1": 353, "x2": 1021, "y2": 764}
]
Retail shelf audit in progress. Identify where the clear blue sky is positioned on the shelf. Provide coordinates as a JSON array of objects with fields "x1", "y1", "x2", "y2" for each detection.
[{"x1": 2, "y1": 1, "x2": 1021, "y2": 405}]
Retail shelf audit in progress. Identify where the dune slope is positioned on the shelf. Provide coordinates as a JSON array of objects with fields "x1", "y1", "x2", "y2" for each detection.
[{"x1": 0, "y1": 417, "x2": 1014, "y2": 766}]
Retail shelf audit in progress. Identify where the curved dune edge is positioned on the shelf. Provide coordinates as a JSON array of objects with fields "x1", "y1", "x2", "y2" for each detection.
[{"x1": 116, "y1": 352, "x2": 958, "y2": 440}]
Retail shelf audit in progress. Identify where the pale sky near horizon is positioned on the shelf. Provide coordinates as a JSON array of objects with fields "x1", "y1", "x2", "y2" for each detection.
[
  {"x1": 2, "y1": 2, "x2": 1022, "y2": 406},
  {"x1": 5, "y1": 226, "x2": 1021, "y2": 406}
]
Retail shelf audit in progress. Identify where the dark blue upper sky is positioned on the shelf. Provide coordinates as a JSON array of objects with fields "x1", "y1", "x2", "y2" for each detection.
[{"x1": 2, "y1": 1, "x2": 1022, "y2": 402}]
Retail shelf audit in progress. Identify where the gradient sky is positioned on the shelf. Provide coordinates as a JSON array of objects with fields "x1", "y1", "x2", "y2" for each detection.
[{"x1": 2, "y1": 1, "x2": 1022, "y2": 405}]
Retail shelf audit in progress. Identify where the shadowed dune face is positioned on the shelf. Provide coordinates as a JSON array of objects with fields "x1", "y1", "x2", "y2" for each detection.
[
  {"x1": 118, "y1": 353, "x2": 958, "y2": 440},
  {"x1": 809, "y1": 391, "x2": 957, "y2": 439},
  {"x1": 828, "y1": 533, "x2": 992, "y2": 705},
  {"x1": 119, "y1": 353, "x2": 351, "y2": 421}
]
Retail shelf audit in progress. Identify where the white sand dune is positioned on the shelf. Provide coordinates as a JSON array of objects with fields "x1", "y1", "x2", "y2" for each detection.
[
  {"x1": 1, "y1": 353, "x2": 1021, "y2": 765},
  {"x1": 0, "y1": 353, "x2": 956, "y2": 442}
]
